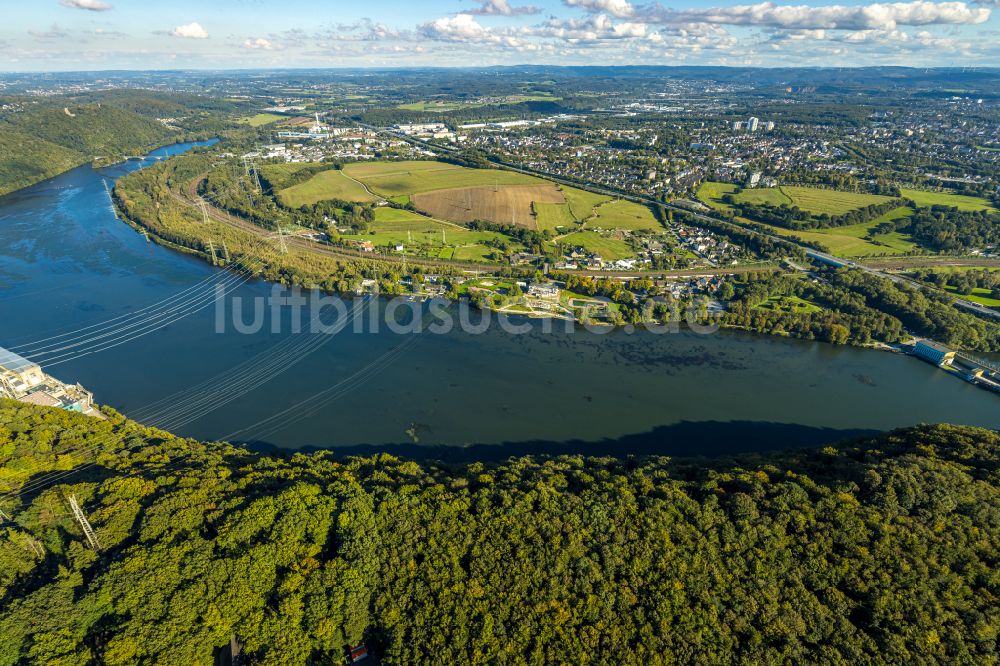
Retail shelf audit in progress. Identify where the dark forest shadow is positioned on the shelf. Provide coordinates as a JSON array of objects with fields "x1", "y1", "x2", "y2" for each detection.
[{"x1": 239, "y1": 420, "x2": 881, "y2": 463}]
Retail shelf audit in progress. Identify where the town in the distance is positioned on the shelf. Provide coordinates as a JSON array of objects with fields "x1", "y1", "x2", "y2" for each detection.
[{"x1": 2, "y1": 66, "x2": 999, "y2": 409}]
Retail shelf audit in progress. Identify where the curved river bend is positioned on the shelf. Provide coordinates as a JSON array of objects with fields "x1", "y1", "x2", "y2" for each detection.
[{"x1": 0, "y1": 142, "x2": 997, "y2": 459}]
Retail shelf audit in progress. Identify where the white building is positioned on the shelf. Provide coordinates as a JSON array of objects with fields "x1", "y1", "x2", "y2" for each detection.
[{"x1": 0, "y1": 346, "x2": 97, "y2": 415}]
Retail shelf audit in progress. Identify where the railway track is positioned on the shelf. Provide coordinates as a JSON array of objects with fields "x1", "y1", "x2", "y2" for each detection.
[
  {"x1": 168, "y1": 174, "x2": 772, "y2": 280},
  {"x1": 174, "y1": 175, "x2": 494, "y2": 272}
]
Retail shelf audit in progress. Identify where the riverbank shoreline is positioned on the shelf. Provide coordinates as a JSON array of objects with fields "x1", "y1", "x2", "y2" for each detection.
[{"x1": 114, "y1": 195, "x2": 927, "y2": 357}]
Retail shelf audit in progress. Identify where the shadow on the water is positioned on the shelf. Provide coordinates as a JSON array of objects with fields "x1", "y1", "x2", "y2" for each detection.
[{"x1": 238, "y1": 420, "x2": 882, "y2": 463}]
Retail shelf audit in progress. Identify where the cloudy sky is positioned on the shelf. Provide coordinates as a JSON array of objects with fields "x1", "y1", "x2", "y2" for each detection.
[{"x1": 3, "y1": 0, "x2": 998, "y2": 71}]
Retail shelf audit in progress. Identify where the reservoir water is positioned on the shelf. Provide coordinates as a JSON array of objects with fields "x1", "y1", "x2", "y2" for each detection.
[{"x1": 0, "y1": 142, "x2": 997, "y2": 459}]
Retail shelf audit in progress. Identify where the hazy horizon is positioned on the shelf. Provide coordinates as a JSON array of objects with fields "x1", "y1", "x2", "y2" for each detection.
[{"x1": 4, "y1": 0, "x2": 999, "y2": 72}]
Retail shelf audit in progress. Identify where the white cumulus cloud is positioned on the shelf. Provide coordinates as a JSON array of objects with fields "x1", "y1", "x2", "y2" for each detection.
[
  {"x1": 60, "y1": 0, "x2": 113, "y2": 11},
  {"x1": 644, "y1": 1, "x2": 990, "y2": 31},
  {"x1": 170, "y1": 22, "x2": 209, "y2": 39},
  {"x1": 468, "y1": 0, "x2": 541, "y2": 15},
  {"x1": 419, "y1": 13, "x2": 536, "y2": 49},
  {"x1": 420, "y1": 14, "x2": 497, "y2": 41},
  {"x1": 564, "y1": 0, "x2": 635, "y2": 18},
  {"x1": 242, "y1": 37, "x2": 279, "y2": 50}
]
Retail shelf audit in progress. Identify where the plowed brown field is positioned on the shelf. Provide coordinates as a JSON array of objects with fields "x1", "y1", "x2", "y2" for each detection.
[{"x1": 411, "y1": 184, "x2": 565, "y2": 229}]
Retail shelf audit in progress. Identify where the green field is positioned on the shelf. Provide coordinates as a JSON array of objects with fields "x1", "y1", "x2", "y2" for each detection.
[
  {"x1": 698, "y1": 182, "x2": 918, "y2": 257},
  {"x1": 559, "y1": 231, "x2": 634, "y2": 261},
  {"x1": 371, "y1": 207, "x2": 444, "y2": 229},
  {"x1": 696, "y1": 181, "x2": 738, "y2": 212},
  {"x1": 343, "y1": 160, "x2": 542, "y2": 197},
  {"x1": 562, "y1": 187, "x2": 612, "y2": 220},
  {"x1": 943, "y1": 286, "x2": 1000, "y2": 308},
  {"x1": 588, "y1": 199, "x2": 662, "y2": 231},
  {"x1": 804, "y1": 207, "x2": 917, "y2": 256},
  {"x1": 339, "y1": 207, "x2": 508, "y2": 261},
  {"x1": 737, "y1": 187, "x2": 793, "y2": 207},
  {"x1": 756, "y1": 295, "x2": 822, "y2": 314},
  {"x1": 780, "y1": 186, "x2": 894, "y2": 215},
  {"x1": 748, "y1": 207, "x2": 917, "y2": 258},
  {"x1": 277, "y1": 169, "x2": 374, "y2": 207},
  {"x1": 697, "y1": 181, "x2": 796, "y2": 210},
  {"x1": 901, "y1": 188, "x2": 998, "y2": 213},
  {"x1": 779, "y1": 227, "x2": 915, "y2": 257},
  {"x1": 698, "y1": 181, "x2": 895, "y2": 215},
  {"x1": 340, "y1": 225, "x2": 503, "y2": 248},
  {"x1": 535, "y1": 202, "x2": 577, "y2": 232},
  {"x1": 240, "y1": 113, "x2": 285, "y2": 127},
  {"x1": 453, "y1": 245, "x2": 494, "y2": 261}
]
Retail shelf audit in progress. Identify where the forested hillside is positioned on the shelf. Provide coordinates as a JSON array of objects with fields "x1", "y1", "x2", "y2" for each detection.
[
  {"x1": 0, "y1": 131, "x2": 86, "y2": 197},
  {"x1": 0, "y1": 401, "x2": 997, "y2": 665},
  {"x1": 0, "y1": 102, "x2": 178, "y2": 196}
]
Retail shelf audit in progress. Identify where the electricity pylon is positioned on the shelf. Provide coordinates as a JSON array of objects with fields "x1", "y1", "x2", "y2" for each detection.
[{"x1": 68, "y1": 495, "x2": 101, "y2": 551}]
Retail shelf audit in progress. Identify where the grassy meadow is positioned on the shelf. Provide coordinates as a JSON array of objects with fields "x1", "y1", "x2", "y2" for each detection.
[
  {"x1": 697, "y1": 181, "x2": 894, "y2": 215},
  {"x1": 343, "y1": 160, "x2": 541, "y2": 198},
  {"x1": 338, "y1": 205, "x2": 508, "y2": 261},
  {"x1": 534, "y1": 202, "x2": 577, "y2": 232},
  {"x1": 558, "y1": 231, "x2": 634, "y2": 261},
  {"x1": 240, "y1": 113, "x2": 286, "y2": 127},
  {"x1": 697, "y1": 182, "x2": 918, "y2": 257},
  {"x1": 901, "y1": 188, "x2": 998, "y2": 213},
  {"x1": 277, "y1": 169, "x2": 375, "y2": 207},
  {"x1": 587, "y1": 199, "x2": 662, "y2": 231}
]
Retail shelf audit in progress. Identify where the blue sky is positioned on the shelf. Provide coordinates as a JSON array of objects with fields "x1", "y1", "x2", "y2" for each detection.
[{"x1": 3, "y1": 0, "x2": 998, "y2": 71}]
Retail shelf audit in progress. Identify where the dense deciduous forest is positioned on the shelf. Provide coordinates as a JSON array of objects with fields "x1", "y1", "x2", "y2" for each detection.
[
  {"x1": 823, "y1": 268, "x2": 1000, "y2": 351},
  {"x1": 1, "y1": 401, "x2": 997, "y2": 665},
  {"x1": 0, "y1": 102, "x2": 179, "y2": 196},
  {"x1": 0, "y1": 131, "x2": 85, "y2": 197},
  {"x1": 722, "y1": 272, "x2": 904, "y2": 345},
  {"x1": 906, "y1": 207, "x2": 1000, "y2": 252},
  {"x1": 721, "y1": 269, "x2": 1000, "y2": 351},
  {"x1": 0, "y1": 91, "x2": 237, "y2": 197},
  {"x1": 1, "y1": 105, "x2": 174, "y2": 161}
]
